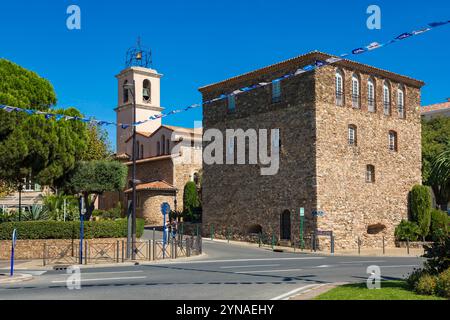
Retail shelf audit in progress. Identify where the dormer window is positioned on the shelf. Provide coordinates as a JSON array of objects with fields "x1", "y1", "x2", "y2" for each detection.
[{"x1": 143, "y1": 79, "x2": 151, "y2": 102}]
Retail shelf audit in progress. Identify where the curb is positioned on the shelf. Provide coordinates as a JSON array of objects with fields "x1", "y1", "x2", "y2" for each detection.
[
  {"x1": 0, "y1": 273, "x2": 33, "y2": 284},
  {"x1": 289, "y1": 282, "x2": 348, "y2": 300}
]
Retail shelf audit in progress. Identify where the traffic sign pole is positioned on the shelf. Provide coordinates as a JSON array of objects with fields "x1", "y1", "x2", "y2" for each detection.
[
  {"x1": 10, "y1": 229, "x2": 17, "y2": 277},
  {"x1": 299, "y1": 208, "x2": 305, "y2": 250}
]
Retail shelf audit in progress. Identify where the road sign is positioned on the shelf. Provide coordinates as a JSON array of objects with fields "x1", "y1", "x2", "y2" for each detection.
[
  {"x1": 161, "y1": 202, "x2": 170, "y2": 215},
  {"x1": 299, "y1": 208, "x2": 304, "y2": 250},
  {"x1": 300, "y1": 207, "x2": 305, "y2": 217},
  {"x1": 10, "y1": 229, "x2": 17, "y2": 276}
]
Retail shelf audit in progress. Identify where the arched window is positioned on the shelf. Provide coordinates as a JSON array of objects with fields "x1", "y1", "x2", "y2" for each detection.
[
  {"x1": 123, "y1": 80, "x2": 129, "y2": 104},
  {"x1": 389, "y1": 130, "x2": 398, "y2": 152},
  {"x1": 157, "y1": 141, "x2": 161, "y2": 156},
  {"x1": 143, "y1": 79, "x2": 151, "y2": 102},
  {"x1": 366, "y1": 165, "x2": 375, "y2": 183},
  {"x1": 397, "y1": 84, "x2": 405, "y2": 118},
  {"x1": 368, "y1": 77, "x2": 376, "y2": 112},
  {"x1": 335, "y1": 69, "x2": 344, "y2": 106},
  {"x1": 348, "y1": 124, "x2": 357, "y2": 146},
  {"x1": 383, "y1": 81, "x2": 390, "y2": 115},
  {"x1": 161, "y1": 135, "x2": 166, "y2": 155},
  {"x1": 352, "y1": 74, "x2": 360, "y2": 108}
]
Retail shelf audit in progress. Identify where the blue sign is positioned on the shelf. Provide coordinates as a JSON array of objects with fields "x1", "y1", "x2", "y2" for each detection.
[
  {"x1": 10, "y1": 229, "x2": 17, "y2": 277},
  {"x1": 312, "y1": 210, "x2": 326, "y2": 217},
  {"x1": 161, "y1": 202, "x2": 170, "y2": 215}
]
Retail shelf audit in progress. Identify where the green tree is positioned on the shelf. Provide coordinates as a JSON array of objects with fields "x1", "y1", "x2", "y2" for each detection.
[
  {"x1": 81, "y1": 126, "x2": 112, "y2": 161},
  {"x1": 410, "y1": 185, "x2": 432, "y2": 241},
  {"x1": 183, "y1": 181, "x2": 200, "y2": 219},
  {"x1": 0, "y1": 59, "x2": 88, "y2": 192},
  {"x1": 422, "y1": 117, "x2": 450, "y2": 208},
  {"x1": 64, "y1": 160, "x2": 127, "y2": 220},
  {"x1": 429, "y1": 144, "x2": 450, "y2": 210}
]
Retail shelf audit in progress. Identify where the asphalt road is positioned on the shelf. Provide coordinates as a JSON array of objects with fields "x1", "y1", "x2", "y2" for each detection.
[{"x1": 0, "y1": 238, "x2": 424, "y2": 300}]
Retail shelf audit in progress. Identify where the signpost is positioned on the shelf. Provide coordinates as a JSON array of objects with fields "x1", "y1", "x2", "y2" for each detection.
[
  {"x1": 10, "y1": 229, "x2": 17, "y2": 277},
  {"x1": 299, "y1": 207, "x2": 305, "y2": 250},
  {"x1": 161, "y1": 202, "x2": 170, "y2": 258},
  {"x1": 79, "y1": 196, "x2": 86, "y2": 264}
]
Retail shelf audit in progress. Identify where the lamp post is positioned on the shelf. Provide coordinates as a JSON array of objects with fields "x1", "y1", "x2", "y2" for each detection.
[{"x1": 123, "y1": 80, "x2": 137, "y2": 260}]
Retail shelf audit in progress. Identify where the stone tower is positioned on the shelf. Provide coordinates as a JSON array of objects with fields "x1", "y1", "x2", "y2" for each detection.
[{"x1": 115, "y1": 66, "x2": 163, "y2": 154}]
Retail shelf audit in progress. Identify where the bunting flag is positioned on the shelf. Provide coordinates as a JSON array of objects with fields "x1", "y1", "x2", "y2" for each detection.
[{"x1": 0, "y1": 20, "x2": 448, "y2": 128}]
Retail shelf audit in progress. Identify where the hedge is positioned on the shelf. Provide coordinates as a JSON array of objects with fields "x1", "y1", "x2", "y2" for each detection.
[{"x1": 0, "y1": 219, "x2": 145, "y2": 240}]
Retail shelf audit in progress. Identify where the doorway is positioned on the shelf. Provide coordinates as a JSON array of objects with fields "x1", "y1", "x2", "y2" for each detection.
[{"x1": 280, "y1": 210, "x2": 291, "y2": 240}]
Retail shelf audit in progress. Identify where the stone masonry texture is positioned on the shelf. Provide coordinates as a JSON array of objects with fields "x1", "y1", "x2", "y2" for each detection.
[{"x1": 199, "y1": 52, "x2": 423, "y2": 250}]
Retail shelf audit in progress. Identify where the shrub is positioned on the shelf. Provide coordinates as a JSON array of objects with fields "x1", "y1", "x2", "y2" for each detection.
[
  {"x1": 415, "y1": 274, "x2": 438, "y2": 295},
  {"x1": 394, "y1": 220, "x2": 420, "y2": 241},
  {"x1": 183, "y1": 181, "x2": 200, "y2": 218},
  {"x1": 436, "y1": 268, "x2": 450, "y2": 298},
  {"x1": 406, "y1": 268, "x2": 428, "y2": 290},
  {"x1": 430, "y1": 209, "x2": 449, "y2": 241},
  {"x1": 423, "y1": 236, "x2": 450, "y2": 274},
  {"x1": 0, "y1": 218, "x2": 144, "y2": 240},
  {"x1": 410, "y1": 185, "x2": 432, "y2": 241}
]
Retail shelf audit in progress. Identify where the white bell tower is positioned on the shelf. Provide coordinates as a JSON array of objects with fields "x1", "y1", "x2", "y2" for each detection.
[{"x1": 115, "y1": 66, "x2": 163, "y2": 155}]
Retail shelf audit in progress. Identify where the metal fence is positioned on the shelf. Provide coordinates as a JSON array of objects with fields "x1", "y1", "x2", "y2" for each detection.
[{"x1": 42, "y1": 235, "x2": 202, "y2": 266}]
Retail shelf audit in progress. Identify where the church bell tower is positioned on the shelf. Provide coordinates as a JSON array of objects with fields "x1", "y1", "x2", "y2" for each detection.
[{"x1": 115, "y1": 39, "x2": 163, "y2": 155}]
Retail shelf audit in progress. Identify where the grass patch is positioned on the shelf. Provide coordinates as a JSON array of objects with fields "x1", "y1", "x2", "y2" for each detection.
[{"x1": 315, "y1": 281, "x2": 446, "y2": 300}]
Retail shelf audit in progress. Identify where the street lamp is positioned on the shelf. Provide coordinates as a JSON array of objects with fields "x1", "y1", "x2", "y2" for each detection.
[{"x1": 123, "y1": 80, "x2": 138, "y2": 260}]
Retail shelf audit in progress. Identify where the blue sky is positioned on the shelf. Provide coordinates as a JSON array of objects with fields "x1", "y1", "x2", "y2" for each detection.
[{"x1": 0, "y1": 0, "x2": 449, "y2": 150}]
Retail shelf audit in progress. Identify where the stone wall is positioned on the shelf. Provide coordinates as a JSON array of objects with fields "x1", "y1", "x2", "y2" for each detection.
[
  {"x1": 200, "y1": 52, "x2": 423, "y2": 249},
  {"x1": 139, "y1": 190, "x2": 175, "y2": 225},
  {"x1": 201, "y1": 63, "x2": 319, "y2": 242},
  {"x1": 314, "y1": 65, "x2": 422, "y2": 249}
]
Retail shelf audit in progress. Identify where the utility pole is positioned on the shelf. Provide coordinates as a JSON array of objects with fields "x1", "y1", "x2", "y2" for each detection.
[{"x1": 124, "y1": 80, "x2": 137, "y2": 260}]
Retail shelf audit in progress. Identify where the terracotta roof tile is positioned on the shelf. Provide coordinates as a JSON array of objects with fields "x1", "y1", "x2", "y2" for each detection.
[
  {"x1": 124, "y1": 180, "x2": 176, "y2": 193},
  {"x1": 421, "y1": 101, "x2": 450, "y2": 114}
]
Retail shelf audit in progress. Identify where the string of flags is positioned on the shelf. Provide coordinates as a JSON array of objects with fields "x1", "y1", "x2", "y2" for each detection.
[{"x1": 0, "y1": 20, "x2": 448, "y2": 128}]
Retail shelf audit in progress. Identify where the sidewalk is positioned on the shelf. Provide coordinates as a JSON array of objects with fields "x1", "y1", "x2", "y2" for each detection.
[
  {"x1": 0, "y1": 273, "x2": 33, "y2": 284},
  {"x1": 206, "y1": 237, "x2": 425, "y2": 257}
]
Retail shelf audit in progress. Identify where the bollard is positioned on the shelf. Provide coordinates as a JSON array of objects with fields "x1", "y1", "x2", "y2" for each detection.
[
  {"x1": 121, "y1": 240, "x2": 125, "y2": 262},
  {"x1": 43, "y1": 243, "x2": 46, "y2": 266},
  {"x1": 210, "y1": 224, "x2": 214, "y2": 241},
  {"x1": 382, "y1": 236, "x2": 385, "y2": 255},
  {"x1": 358, "y1": 237, "x2": 361, "y2": 255},
  {"x1": 196, "y1": 224, "x2": 200, "y2": 238},
  {"x1": 271, "y1": 234, "x2": 275, "y2": 250},
  {"x1": 227, "y1": 227, "x2": 231, "y2": 244},
  {"x1": 406, "y1": 238, "x2": 410, "y2": 255},
  {"x1": 310, "y1": 236, "x2": 314, "y2": 252},
  {"x1": 258, "y1": 232, "x2": 262, "y2": 248},
  {"x1": 116, "y1": 241, "x2": 120, "y2": 263},
  {"x1": 331, "y1": 235, "x2": 335, "y2": 254},
  {"x1": 148, "y1": 240, "x2": 151, "y2": 261},
  {"x1": 84, "y1": 240, "x2": 88, "y2": 265}
]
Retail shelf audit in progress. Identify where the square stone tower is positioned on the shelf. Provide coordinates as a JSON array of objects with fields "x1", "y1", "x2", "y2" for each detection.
[
  {"x1": 199, "y1": 51, "x2": 424, "y2": 249},
  {"x1": 115, "y1": 66, "x2": 163, "y2": 155}
]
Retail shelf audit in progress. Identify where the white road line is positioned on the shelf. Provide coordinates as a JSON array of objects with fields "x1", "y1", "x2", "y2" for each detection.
[
  {"x1": 235, "y1": 268, "x2": 303, "y2": 274},
  {"x1": 380, "y1": 265, "x2": 419, "y2": 268},
  {"x1": 270, "y1": 284, "x2": 319, "y2": 300},
  {"x1": 51, "y1": 276, "x2": 147, "y2": 283},
  {"x1": 339, "y1": 261, "x2": 387, "y2": 264},
  {"x1": 220, "y1": 264, "x2": 280, "y2": 269},
  {"x1": 176, "y1": 257, "x2": 324, "y2": 264},
  {"x1": 76, "y1": 270, "x2": 144, "y2": 275},
  {"x1": 315, "y1": 265, "x2": 333, "y2": 268}
]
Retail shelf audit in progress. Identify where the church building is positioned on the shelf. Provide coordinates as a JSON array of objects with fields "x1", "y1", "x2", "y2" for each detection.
[{"x1": 99, "y1": 63, "x2": 202, "y2": 225}]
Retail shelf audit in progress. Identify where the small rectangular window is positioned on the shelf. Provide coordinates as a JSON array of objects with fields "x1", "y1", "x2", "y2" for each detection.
[
  {"x1": 227, "y1": 95, "x2": 236, "y2": 112},
  {"x1": 272, "y1": 80, "x2": 281, "y2": 103},
  {"x1": 366, "y1": 165, "x2": 375, "y2": 183}
]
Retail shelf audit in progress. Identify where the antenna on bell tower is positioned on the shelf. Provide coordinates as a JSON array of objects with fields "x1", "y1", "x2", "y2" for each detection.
[{"x1": 125, "y1": 37, "x2": 153, "y2": 68}]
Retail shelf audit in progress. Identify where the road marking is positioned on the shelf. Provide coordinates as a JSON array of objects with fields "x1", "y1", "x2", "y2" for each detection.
[
  {"x1": 270, "y1": 284, "x2": 320, "y2": 300},
  {"x1": 51, "y1": 276, "x2": 147, "y2": 283},
  {"x1": 339, "y1": 261, "x2": 386, "y2": 264},
  {"x1": 380, "y1": 265, "x2": 419, "y2": 268},
  {"x1": 76, "y1": 270, "x2": 144, "y2": 275},
  {"x1": 235, "y1": 268, "x2": 303, "y2": 274},
  {"x1": 175, "y1": 257, "x2": 324, "y2": 264},
  {"x1": 315, "y1": 265, "x2": 332, "y2": 268},
  {"x1": 220, "y1": 264, "x2": 280, "y2": 269}
]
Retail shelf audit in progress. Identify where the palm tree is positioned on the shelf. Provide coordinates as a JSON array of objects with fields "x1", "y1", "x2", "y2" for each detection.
[{"x1": 429, "y1": 143, "x2": 450, "y2": 210}]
